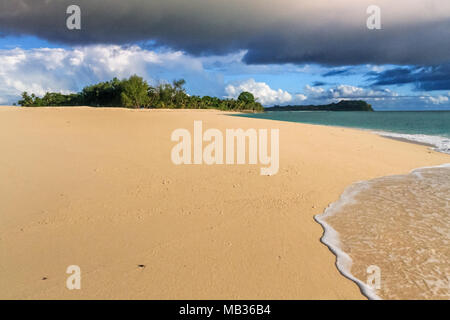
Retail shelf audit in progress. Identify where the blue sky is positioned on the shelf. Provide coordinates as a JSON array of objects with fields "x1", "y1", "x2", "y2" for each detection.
[{"x1": 0, "y1": 1, "x2": 449, "y2": 110}]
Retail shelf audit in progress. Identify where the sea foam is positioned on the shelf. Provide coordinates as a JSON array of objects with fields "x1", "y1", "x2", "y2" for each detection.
[
  {"x1": 373, "y1": 131, "x2": 450, "y2": 154},
  {"x1": 315, "y1": 164, "x2": 450, "y2": 300}
]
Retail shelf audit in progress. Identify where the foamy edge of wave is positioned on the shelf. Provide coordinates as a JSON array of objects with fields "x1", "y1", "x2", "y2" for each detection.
[
  {"x1": 314, "y1": 182, "x2": 382, "y2": 300},
  {"x1": 314, "y1": 163, "x2": 450, "y2": 300},
  {"x1": 373, "y1": 131, "x2": 450, "y2": 154}
]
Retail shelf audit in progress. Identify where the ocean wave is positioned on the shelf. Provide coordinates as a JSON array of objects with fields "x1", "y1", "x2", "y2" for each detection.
[
  {"x1": 314, "y1": 182, "x2": 382, "y2": 300},
  {"x1": 315, "y1": 164, "x2": 450, "y2": 300},
  {"x1": 373, "y1": 131, "x2": 450, "y2": 154}
]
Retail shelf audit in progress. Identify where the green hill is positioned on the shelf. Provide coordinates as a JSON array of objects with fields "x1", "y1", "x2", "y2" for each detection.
[{"x1": 266, "y1": 100, "x2": 374, "y2": 112}]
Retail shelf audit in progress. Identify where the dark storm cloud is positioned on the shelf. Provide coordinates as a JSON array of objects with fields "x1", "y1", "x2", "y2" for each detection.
[
  {"x1": 312, "y1": 81, "x2": 327, "y2": 87},
  {"x1": 369, "y1": 64, "x2": 450, "y2": 91},
  {"x1": 322, "y1": 69, "x2": 354, "y2": 77},
  {"x1": 1, "y1": 0, "x2": 450, "y2": 66}
]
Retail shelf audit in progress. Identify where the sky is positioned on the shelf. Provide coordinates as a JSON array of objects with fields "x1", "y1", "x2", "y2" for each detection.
[{"x1": 0, "y1": 0, "x2": 449, "y2": 110}]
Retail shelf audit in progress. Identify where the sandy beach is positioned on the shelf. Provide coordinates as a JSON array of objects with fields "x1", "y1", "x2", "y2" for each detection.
[{"x1": 0, "y1": 106, "x2": 448, "y2": 300}]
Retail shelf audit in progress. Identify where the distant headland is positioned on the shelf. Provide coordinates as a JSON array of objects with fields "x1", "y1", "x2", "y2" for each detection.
[{"x1": 267, "y1": 100, "x2": 373, "y2": 112}]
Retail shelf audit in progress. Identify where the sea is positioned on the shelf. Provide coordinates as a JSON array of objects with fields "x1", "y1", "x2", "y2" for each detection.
[{"x1": 238, "y1": 111, "x2": 450, "y2": 300}]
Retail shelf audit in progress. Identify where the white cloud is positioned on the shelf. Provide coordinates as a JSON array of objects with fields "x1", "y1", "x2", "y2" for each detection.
[
  {"x1": 225, "y1": 79, "x2": 292, "y2": 105},
  {"x1": 305, "y1": 84, "x2": 398, "y2": 101},
  {"x1": 421, "y1": 93, "x2": 450, "y2": 105},
  {"x1": 304, "y1": 85, "x2": 325, "y2": 96},
  {"x1": 0, "y1": 45, "x2": 224, "y2": 104},
  {"x1": 367, "y1": 65, "x2": 386, "y2": 73},
  {"x1": 295, "y1": 94, "x2": 307, "y2": 102}
]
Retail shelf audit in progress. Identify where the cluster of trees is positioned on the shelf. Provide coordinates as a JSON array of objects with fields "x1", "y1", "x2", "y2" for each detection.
[{"x1": 18, "y1": 75, "x2": 264, "y2": 112}]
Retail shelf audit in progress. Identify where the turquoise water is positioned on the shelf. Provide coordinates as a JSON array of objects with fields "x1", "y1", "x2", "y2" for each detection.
[
  {"x1": 238, "y1": 110, "x2": 450, "y2": 299},
  {"x1": 237, "y1": 111, "x2": 450, "y2": 153}
]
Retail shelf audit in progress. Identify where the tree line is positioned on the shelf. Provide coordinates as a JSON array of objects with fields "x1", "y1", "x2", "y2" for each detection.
[{"x1": 17, "y1": 75, "x2": 264, "y2": 112}]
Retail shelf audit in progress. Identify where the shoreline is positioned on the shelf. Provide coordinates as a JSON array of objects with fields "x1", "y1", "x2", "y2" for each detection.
[
  {"x1": 379, "y1": 136, "x2": 436, "y2": 148},
  {"x1": 0, "y1": 107, "x2": 448, "y2": 299}
]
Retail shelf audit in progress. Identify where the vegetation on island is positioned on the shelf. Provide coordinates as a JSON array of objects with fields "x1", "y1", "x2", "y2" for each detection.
[
  {"x1": 17, "y1": 75, "x2": 373, "y2": 112},
  {"x1": 267, "y1": 100, "x2": 374, "y2": 112},
  {"x1": 17, "y1": 75, "x2": 264, "y2": 112}
]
